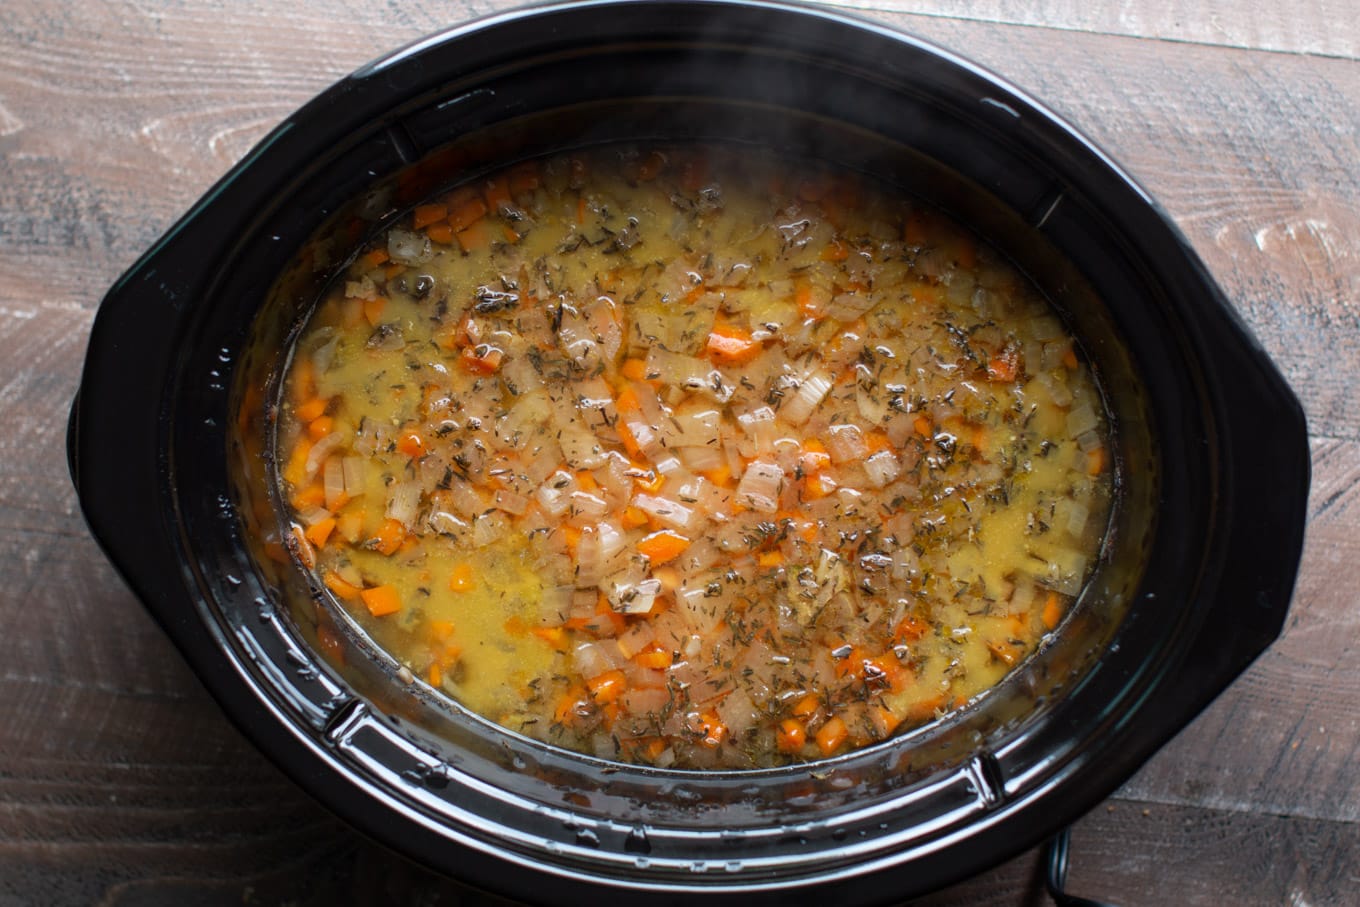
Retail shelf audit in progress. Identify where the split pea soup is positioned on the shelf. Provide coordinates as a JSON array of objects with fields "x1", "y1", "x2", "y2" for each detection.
[{"x1": 275, "y1": 145, "x2": 1114, "y2": 770}]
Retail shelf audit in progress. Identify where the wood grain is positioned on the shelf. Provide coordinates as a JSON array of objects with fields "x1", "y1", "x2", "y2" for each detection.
[
  {"x1": 821, "y1": 0, "x2": 1360, "y2": 59},
  {"x1": 1, "y1": 1, "x2": 1356, "y2": 905}
]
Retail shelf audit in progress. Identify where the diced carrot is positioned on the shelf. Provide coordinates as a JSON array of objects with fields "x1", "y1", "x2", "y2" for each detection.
[
  {"x1": 384, "y1": 263, "x2": 405, "y2": 280},
  {"x1": 894, "y1": 615, "x2": 930, "y2": 643},
  {"x1": 428, "y1": 619, "x2": 456, "y2": 642},
  {"x1": 426, "y1": 223, "x2": 455, "y2": 245},
  {"x1": 698, "y1": 709, "x2": 727, "y2": 748},
  {"x1": 705, "y1": 324, "x2": 761, "y2": 366},
  {"x1": 638, "y1": 530, "x2": 691, "y2": 564},
  {"x1": 815, "y1": 715, "x2": 849, "y2": 756},
  {"x1": 448, "y1": 196, "x2": 489, "y2": 232},
  {"x1": 456, "y1": 220, "x2": 492, "y2": 252},
  {"x1": 869, "y1": 705, "x2": 903, "y2": 738},
  {"x1": 805, "y1": 472, "x2": 838, "y2": 499},
  {"x1": 304, "y1": 516, "x2": 336, "y2": 548},
  {"x1": 620, "y1": 357, "x2": 650, "y2": 382},
  {"x1": 776, "y1": 718, "x2": 807, "y2": 753},
  {"x1": 757, "y1": 550, "x2": 785, "y2": 569},
  {"x1": 651, "y1": 565, "x2": 679, "y2": 592},
  {"x1": 792, "y1": 693, "x2": 821, "y2": 720},
  {"x1": 865, "y1": 430, "x2": 891, "y2": 453},
  {"x1": 372, "y1": 518, "x2": 405, "y2": 556},
  {"x1": 363, "y1": 296, "x2": 387, "y2": 326},
  {"x1": 295, "y1": 396, "x2": 329, "y2": 423},
  {"x1": 554, "y1": 685, "x2": 589, "y2": 725},
  {"x1": 794, "y1": 278, "x2": 822, "y2": 320},
  {"x1": 533, "y1": 625, "x2": 568, "y2": 650},
  {"x1": 576, "y1": 195, "x2": 588, "y2": 225},
  {"x1": 306, "y1": 415, "x2": 334, "y2": 440},
  {"x1": 1063, "y1": 346, "x2": 1080, "y2": 370},
  {"x1": 482, "y1": 176, "x2": 513, "y2": 212},
  {"x1": 503, "y1": 615, "x2": 528, "y2": 637},
  {"x1": 501, "y1": 224, "x2": 520, "y2": 245},
  {"x1": 986, "y1": 638, "x2": 1022, "y2": 666},
  {"x1": 449, "y1": 562, "x2": 474, "y2": 593},
  {"x1": 428, "y1": 662, "x2": 442, "y2": 687},
  {"x1": 412, "y1": 203, "x2": 448, "y2": 230},
  {"x1": 559, "y1": 525, "x2": 582, "y2": 553},
  {"x1": 1086, "y1": 446, "x2": 1107, "y2": 476},
  {"x1": 1042, "y1": 591, "x2": 1063, "y2": 631},
  {"x1": 820, "y1": 238, "x2": 849, "y2": 262},
  {"x1": 459, "y1": 345, "x2": 503, "y2": 374},
  {"x1": 323, "y1": 569, "x2": 362, "y2": 601},
  {"x1": 586, "y1": 669, "x2": 628, "y2": 705},
  {"x1": 913, "y1": 414, "x2": 933, "y2": 438},
  {"x1": 698, "y1": 464, "x2": 733, "y2": 488},
  {"x1": 360, "y1": 584, "x2": 402, "y2": 617},
  {"x1": 575, "y1": 470, "x2": 599, "y2": 493},
  {"x1": 634, "y1": 647, "x2": 673, "y2": 670},
  {"x1": 358, "y1": 248, "x2": 390, "y2": 271},
  {"x1": 862, "y1": 653, "x2": 909, "y2": 693},
  {"x1": 622, "y1": 505, "x2": 650, "y2": 529},
  {"x1": 398, "y1": 432, "x2": 425, "y2": 459},
  {"x1": 986, "y1": 352, "x2": 1018, "y2": 383},
  {"x1": 291, "y1": 481, "x2": 326, "y2": 510}
]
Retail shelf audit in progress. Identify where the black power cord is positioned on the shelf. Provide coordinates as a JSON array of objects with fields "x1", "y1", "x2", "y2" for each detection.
[{"x1": 1043, "y1": 827, "x2": 1121, "y2": 907}]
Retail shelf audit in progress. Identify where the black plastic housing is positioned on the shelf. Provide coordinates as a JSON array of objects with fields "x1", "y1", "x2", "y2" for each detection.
[{"x1": 68, "y1": 2, "x2": 1309, "y2": 904}]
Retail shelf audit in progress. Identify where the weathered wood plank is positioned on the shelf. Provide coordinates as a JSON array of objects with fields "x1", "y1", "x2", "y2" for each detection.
[{"x1": 821, "y1": 0, "x2": 1359, "y2": 60}]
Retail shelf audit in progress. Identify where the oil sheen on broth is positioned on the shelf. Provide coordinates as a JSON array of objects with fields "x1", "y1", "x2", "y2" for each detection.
[{"x1": 276, "y1": 146, "x2": 1113, "y2": 770}]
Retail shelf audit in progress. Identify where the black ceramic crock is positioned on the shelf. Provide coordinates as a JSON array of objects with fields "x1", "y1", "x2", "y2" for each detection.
[{"x1": 68, "y1": 1, "x2": 1309, "y2": 903}]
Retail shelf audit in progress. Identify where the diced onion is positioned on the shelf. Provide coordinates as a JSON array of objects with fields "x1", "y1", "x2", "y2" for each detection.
[
  {"x1": 323, "y1": 457, "x2": 346, "y2": 510},
  {"x1": 471, "y1": 510, "x2": 509, "y2": 548},
  {"x1": 863, "y1": 450, "x2": 901, "y2": 488},
  {"x1": 341, "y1": 456, "x2": 366, "y2": 497},
  {"x1": 386, "y1": 480, "x2": 422, "y2": 527},
  {"x1": 303, "y1": 429, "x2": 348, "y2": 479},
  {"x1": 826, "y1": 423, "x2": 869, "y2": 464},
  {"x1": 736, "y1": 460, "x2": 784, "y2": 513},
  {"x1": 780, "y1": 369, "x2": 832, "y2": 425},
  {"x1": 632, "y1": 493, "x2": 696, "y2": 531}
]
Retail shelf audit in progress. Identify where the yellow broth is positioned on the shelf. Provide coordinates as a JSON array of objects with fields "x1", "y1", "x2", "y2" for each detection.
[{"x1": 275, "y1": 146, "x2": 1114, "y2": 769}]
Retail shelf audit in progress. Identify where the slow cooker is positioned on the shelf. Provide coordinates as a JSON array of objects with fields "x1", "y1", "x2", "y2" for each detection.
[{"x1": 68, "y1": 2, "x2": 1309, "y2": 903}]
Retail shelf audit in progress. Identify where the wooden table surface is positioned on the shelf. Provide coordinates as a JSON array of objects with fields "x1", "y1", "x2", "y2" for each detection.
[{"x1": 3, "y1": 1, "x2": 1357, "y2": 904}]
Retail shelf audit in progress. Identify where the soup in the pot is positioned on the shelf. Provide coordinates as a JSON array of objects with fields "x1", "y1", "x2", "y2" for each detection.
[{"x1": 275, "y1": 145, "x2": 1113, "y2": 769}]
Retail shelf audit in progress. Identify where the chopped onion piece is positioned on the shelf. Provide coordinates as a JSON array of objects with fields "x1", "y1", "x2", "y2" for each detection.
[
  {"x1": 863, "y1": 450, "x2": 901, "y2": 488},
  {"x1": 632, "y1": 493, "x2": 696, "y2": 531},
  {"x1": 781, "y1": 369, "x2": 832, "y2": 425},
  {"x1": 1066, "y1": 403, "x2": 1099, "y2": 438},
  {"x1": 386, "y1": 480, "x2": 422, "y2": 527},
  {"x1": 341, "y1": 456, "x2": 366, "y2": 497},
  {"x1": 387, "y1": 228, "x2": 432, "y2": 265},
  {"x1": 323, "y1": 457, "x2": 346, "y2": 510},
  {"x1": 826, "y1": 423, "x2": 869, "y2": 464},
  {"x1": 303, "y1": 429, "x2": 348, "y2": 479},
  {"x1": 471, "y1": 511, "x2": 509, "y2": 548},
  {"x1": 536, "y1": 470, "x2": 578, "y2": 517},
  {"x1": 736, "y1": 460, "x2": 784, "y2": 513}
]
